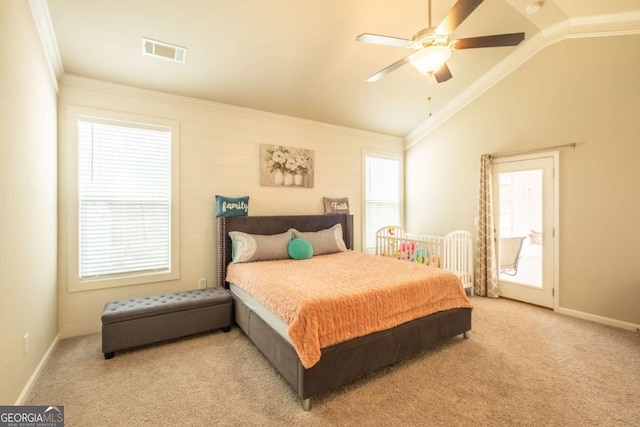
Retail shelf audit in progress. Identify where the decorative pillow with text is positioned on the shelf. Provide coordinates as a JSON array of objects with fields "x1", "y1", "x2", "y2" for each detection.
[
  {"x1": 323, "y1": 197, "x2": 350, "y2": 214},
  {"x1": 216, "y1": 195, "x2": 249, "y2": 217}
]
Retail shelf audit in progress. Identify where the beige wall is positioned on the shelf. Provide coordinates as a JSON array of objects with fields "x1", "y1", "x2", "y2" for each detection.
[
  {"x1": 57, "y1": 75, "x2": 403, "y2": 337},
  {"x1": 405, "y1": 34, "x2": 640, "y2": 327},
  {"x1": 0, "y1": 1, "x2": 59, "y2": 404}
]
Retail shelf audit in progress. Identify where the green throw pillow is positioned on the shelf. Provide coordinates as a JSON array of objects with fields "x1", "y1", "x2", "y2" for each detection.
[{"x1": 288, "y1": 238, "x2": 314, "y2": 260}]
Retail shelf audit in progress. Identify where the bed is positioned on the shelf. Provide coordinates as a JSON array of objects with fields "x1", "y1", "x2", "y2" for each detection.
[{"x1": 217, "y1": 214, "x2": 472, "y2": 410}]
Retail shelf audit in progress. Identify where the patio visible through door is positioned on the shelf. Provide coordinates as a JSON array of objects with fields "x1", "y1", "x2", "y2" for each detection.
[{"x1": 492, "y1": 153, "x2": 557, "y2": 308}]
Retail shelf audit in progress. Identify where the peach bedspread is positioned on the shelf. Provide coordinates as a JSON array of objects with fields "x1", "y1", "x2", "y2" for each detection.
[{"x1": 226, "y1": 251, "x2": 472, "y2": 368}]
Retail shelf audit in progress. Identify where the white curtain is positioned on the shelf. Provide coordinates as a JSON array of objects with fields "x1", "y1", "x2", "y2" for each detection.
[{"x1": 474, "y1": 154, "x2": 499, "y2": 298}]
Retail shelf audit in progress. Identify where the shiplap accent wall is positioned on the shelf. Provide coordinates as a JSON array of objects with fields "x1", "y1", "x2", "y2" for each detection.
[{"x1": 57, "y1": 74, "x2": 403, "y2": 338}]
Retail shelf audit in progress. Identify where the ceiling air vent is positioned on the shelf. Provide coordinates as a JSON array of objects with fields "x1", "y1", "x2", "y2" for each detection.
[{"x1": 142, "y1": 38, "x2": 187, "y2": 63}]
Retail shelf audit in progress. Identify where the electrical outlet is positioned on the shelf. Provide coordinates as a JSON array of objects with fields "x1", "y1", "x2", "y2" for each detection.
[
  {"x1": 23, "y1": 333, "x2": 29, "y2": 356},
  {"x1": 198, "y1": 278, "x2": 207, "y2": 289}
]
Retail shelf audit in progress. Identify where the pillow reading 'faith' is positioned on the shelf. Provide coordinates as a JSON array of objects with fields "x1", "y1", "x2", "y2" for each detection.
[{"x1": 323, "y1": 197, "x2": 349, "y2": 214}]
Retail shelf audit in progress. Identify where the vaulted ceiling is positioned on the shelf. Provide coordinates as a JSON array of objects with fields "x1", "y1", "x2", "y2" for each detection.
[{"x1": 45, "y1": 0, "x2": 640, "y2": 137}]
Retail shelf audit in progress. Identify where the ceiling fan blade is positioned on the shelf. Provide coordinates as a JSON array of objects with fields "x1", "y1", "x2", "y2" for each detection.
[
  {"x1": 356, "y1": 33, "x2": 412, "y2": 48},
  {"x1": 436, "y1": 0, "x2": 484, "y2": 35},
  {"x1": 365, "y1": 56, "x2": 411, "y2": 82},
  {"x1": 434, "y1": 63, "x2": 453, "y2": 83},
  {"x1": 454, "y1": 32, "x2": 525, "y2": 49}
]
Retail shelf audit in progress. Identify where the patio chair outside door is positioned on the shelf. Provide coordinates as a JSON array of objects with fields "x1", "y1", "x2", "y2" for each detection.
[{"x1": 500, "y1": 236, "x2": 526, "y2": 276}]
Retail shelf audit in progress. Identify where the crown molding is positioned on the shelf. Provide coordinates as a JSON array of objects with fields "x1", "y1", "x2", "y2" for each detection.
[
  {"x1": 405, "y1": 11, "x2": 640, "y2": 150},
  {"x1": 28, "y1": 0, "x2": 64, "y2": 92}
]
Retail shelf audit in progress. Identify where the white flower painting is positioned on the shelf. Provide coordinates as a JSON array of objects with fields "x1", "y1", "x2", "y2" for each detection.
[{"x1": 260, "y1": 144, "x2": 314, "y2": 187}]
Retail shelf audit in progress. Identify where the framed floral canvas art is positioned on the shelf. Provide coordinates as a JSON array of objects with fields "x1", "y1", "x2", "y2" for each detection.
[{"x1": 260, "y1": 144, "x2": 314, "y2": 188}]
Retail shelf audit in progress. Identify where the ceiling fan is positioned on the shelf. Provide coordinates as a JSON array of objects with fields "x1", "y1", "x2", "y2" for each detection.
[{"x1": 356, "y1": 0, "x2": 525, "y2": 83}]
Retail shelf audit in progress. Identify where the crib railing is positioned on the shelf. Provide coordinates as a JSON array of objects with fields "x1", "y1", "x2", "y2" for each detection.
[{"x1": 376, "y1": 226, "x2": 474, "y2": 296}]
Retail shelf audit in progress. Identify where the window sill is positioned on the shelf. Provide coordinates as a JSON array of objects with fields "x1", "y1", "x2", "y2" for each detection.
[{"x1": 67, "y1": 269, "x2": 179, "y2": 293}]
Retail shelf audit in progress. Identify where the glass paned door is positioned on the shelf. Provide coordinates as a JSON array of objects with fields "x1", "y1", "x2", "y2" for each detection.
[
  {"x1": 493, "y1": 154, "x2": 556, "y2": 309},
  {"x1": 497, "y1": 169, "x2": 543, "y2": 287}
]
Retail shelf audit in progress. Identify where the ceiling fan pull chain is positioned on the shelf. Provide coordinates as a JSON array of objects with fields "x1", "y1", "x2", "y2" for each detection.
[{"x1": 426, "y1": 78, "x2": 433, "y2": 118}]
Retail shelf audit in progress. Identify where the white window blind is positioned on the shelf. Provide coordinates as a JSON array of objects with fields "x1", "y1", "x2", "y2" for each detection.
[
  {"x1": 364, "y1": 154, "x2": 401, "y2": 252},
  {"x1": 78, "y1": 117, "x2": 172, "y2": 279}
]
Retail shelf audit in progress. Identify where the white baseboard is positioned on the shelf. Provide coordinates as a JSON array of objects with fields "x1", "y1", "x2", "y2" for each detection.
[
  {"x1": 14, "y1": 333, "x2": 60, "y2": 405},
  {"x1": 556, "y1": 307, "x2": 640, "y2": 333}
]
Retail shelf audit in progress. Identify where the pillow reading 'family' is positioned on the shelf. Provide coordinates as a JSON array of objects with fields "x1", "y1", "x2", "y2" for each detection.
[{"x1": 215, "y1": 195, "x2": 249, "y2": 218}]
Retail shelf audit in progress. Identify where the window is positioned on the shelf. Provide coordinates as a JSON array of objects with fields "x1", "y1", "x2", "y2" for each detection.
[
  {"x1": 67, "y1": 108, "x2": 179, "y2": 291},
  {"x1": 363, "y1": 152, "x2": 402, "y2": 252}
]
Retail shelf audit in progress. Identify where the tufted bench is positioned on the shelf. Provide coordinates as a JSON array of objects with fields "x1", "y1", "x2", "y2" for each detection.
[{"x1": 101, "y1": 287, "x2": 232, "y2": 359}]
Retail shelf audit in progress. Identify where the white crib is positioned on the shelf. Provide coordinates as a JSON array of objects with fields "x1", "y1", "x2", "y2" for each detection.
[{"x1": 375, "y1": 226, "x2": 474, "y2": 296}]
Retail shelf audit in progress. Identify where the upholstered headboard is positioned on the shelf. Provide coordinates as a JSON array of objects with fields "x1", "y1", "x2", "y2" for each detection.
[{"x1": 216, "y1": 214, "x2": 354, "y2": 288}]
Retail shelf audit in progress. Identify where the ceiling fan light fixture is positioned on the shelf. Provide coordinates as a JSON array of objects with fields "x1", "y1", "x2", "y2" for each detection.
[
  {"x1": 357, "y1": 0, "x2": 526, "y2": 82},
  {"x1": 409, "y1": 46, "x2": 451, "y2": 75}
]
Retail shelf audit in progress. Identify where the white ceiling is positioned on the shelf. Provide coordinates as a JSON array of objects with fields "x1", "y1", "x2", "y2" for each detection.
[{"x1": 45, "y1": 0, "x2": 640, "y2": 137}]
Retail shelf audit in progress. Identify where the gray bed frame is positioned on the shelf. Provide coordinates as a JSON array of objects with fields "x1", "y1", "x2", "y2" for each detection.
[{"x1": 217, "y1": 214, "x2": 471, "y2": 411}]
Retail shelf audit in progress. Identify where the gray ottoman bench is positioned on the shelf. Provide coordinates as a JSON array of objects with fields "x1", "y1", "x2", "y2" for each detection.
[{"x1": 101, "y1": 287, "x2": 232, "y2": 359}]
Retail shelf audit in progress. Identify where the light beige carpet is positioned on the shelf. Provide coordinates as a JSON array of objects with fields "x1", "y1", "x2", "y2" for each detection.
[{"x1": 26, "y1": 297, "x2": 640, "y2": 426}]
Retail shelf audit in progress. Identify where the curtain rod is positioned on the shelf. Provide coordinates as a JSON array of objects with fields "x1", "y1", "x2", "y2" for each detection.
[{"x1": 491, "y1": 143, "x2": 576, "y2": 159}]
